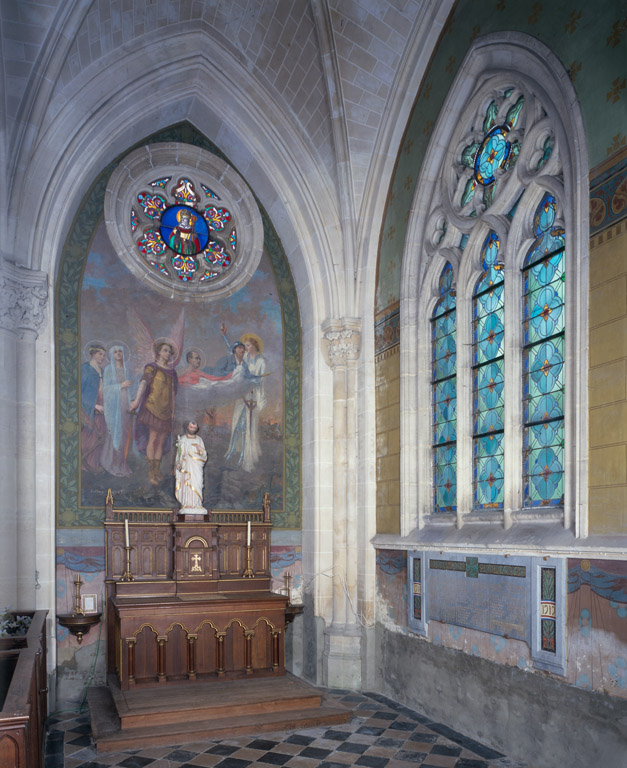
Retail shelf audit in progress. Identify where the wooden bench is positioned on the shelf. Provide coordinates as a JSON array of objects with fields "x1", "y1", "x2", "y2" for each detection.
[{"x1": 0, "y1": 611, "x2": 48, "y2": 768}]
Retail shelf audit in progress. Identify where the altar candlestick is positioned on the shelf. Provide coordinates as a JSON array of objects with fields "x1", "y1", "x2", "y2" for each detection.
[
  {"x1": 125, "y1": 518, "x2": 130, "y2": 548},
  {"x1": 247, "y1": 520, "x2": 251, "y2": 546}
]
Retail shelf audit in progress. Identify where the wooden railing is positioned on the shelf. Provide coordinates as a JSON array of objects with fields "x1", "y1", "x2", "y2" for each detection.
[{"x1": 0, "y1": 611, "x2": 48, "y2": 768}]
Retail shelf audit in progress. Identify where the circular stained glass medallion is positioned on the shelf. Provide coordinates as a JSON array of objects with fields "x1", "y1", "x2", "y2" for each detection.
[
  {"x1": 105, "y1": 143, "x2": 263, "y2": 302},
  {"x1": 474, "y1": 125, "x2": 511, "y2": 186},
  {"x1": 160, "y1": 205, "x2": 210, "y2": 256}
]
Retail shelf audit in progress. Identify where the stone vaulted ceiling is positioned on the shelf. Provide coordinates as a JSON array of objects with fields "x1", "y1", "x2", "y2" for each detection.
[{"x1": 1, "y1": 1, "x2": 446, "y2": 244}]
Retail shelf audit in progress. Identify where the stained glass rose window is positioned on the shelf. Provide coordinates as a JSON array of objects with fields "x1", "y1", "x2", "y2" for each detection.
[{"x1": 105, "y1": 143, "x2": 263, "y2": 302}]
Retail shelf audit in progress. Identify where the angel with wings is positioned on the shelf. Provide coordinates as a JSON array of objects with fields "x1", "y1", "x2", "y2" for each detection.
[{"x1": 128, "y1": 308, "x2": 185, "y2": 486}]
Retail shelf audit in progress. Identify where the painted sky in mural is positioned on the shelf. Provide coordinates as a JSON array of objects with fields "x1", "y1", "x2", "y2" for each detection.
[{"x1": 80, "y1": 219, "x2": 283, "y2": 511}]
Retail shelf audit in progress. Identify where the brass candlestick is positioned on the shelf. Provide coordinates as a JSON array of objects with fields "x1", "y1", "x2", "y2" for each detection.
[
  {"x1": 284, "y1": 572, "x2": 292, "y2": 604},
  {"x1": 243, "y1": 544, "x2": 255, "y2": 578},
  {"x1": 120, "y1": 545, "x2": 135, "y2": 582},
  {"x1": 73, "y1": 575, "x2": 85, "y2": 616}
]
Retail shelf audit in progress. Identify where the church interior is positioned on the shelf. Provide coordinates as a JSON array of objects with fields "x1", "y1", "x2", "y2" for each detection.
[{"x1": 0, "y1": 1, "x2": 626, "y2": 767}]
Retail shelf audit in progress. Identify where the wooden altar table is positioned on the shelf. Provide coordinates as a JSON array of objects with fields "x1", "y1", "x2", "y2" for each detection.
[{"x1": 103, "y1": 496, "x2": 289, "y2": 690}]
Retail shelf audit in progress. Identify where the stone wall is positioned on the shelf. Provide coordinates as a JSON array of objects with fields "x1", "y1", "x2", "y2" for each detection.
[
  {"x1": 588, "y1": 150, "x2": 627, "y2": 534},
  {"x1": 375, "y1": 340, "x2": 401, "y2": 533},
  {"x1": 375, "y1": 623, "x2": 627, "y2": 768}
]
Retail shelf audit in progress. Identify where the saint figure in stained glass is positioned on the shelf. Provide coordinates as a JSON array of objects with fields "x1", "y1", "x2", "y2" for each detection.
[
  {"x1": 160, "y1": 205, "x2": 209, "y2": 256},
  {"x1": 129, "y1": 167, "x2": 238, "y2": 285}
]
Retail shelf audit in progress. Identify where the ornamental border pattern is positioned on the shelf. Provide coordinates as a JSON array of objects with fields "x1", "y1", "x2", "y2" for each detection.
[
  {"x1": 375, "y1": 308, "x2": 400, "y2": 356},
  {"x1": 56, "y1": 122, "x2": 301, "y2": 529},
  {"x1": 589, "y1": 152, "x2": 627, "y2": 236}
]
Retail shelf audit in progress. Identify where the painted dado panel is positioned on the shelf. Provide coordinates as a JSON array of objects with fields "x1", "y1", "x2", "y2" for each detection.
[
  {"x1": 407, "y1": 551, "x2": 566, "y2": 675},
  {"x1": 377, "y1": 549, "x2": 627, "y2": 699}
]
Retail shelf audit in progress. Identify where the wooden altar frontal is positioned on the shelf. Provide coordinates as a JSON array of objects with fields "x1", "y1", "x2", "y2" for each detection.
[{"x1": 104, "y1": 495, "x2": 289, "y2": 690}]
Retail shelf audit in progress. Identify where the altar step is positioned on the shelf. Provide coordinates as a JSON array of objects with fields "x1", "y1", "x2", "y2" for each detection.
[{"x1": 87, "y1": 674, "x2": 353, "y2": 752}]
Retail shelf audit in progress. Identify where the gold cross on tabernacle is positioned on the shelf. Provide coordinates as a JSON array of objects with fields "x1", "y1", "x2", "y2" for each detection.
[{"x1": 191, "y1": 553, "x2": 202, "y2": 572}]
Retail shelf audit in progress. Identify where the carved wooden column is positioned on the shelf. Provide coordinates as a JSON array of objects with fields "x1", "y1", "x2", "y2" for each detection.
[
  {"x1": 187, "y1": 634, "x2": 197, "y2": 680},
  {"x1": 321, "y1": 319, "x2": 362, "y2": 688},
  {"x1": 126, "y1": 638, "x2": 136, "y2": 685},
  {"x1": 216, "y1": 632, "x2": 226, "y2": 676},
  {"x1": 271, "y1": 629, "x2": 281, "y2": 671},
  {"x1": 157, "y1": 636, "x2": 167, "y2": 682},
  {"x1": 244, "y1": 629, "x2": 254, "y2": 674},
  {"x1": 0, "y1": 259, "x2": 48, "y2": 610}
]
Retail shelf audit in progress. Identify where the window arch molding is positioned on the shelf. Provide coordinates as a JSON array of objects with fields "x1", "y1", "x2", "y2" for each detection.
[{"x1": 400, "y1": 32, "x2": 589, "y2": 538}]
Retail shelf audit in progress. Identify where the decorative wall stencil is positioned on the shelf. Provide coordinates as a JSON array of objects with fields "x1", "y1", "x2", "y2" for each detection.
[
  {"x1": 567, "y1": 558, "x2": 627, "y2": 697},
  {"x1": 589, "y1": 152, "x2": 627, "y2": 234},
  {"x1": 270, "y1": 546, "x2": 303, "y2": 602},
  {"x1": 377, "y1": 550, "x2": 408, "y2": 630},
  {"x1": 55, "y1": 546, "x2": 105, "y2": 651},
  {"x1": 374, "y1": 308, "x2": 400, "y2": 355},
  {"x1": 407, "y1": 551, "x2": 426, "y2": 636}
]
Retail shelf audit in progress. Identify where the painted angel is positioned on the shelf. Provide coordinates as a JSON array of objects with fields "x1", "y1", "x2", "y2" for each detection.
[{"x1": 127, "y1": 307, "x2": 185, "y2": 486}]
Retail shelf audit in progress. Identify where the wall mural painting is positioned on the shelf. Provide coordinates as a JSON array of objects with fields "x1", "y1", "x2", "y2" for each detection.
[
  {"x1": 79, "y1": 219, "x2": 284, "y2": 514},
  {"x1": 567, "y1": 558, "x2": 627, "y2": 697}
]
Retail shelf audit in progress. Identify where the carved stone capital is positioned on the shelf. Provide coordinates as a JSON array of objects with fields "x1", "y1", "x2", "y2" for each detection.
[
  {"x1": 322, "y1": 319, "x2": 361, "y2": 368},
  {"x1": 0, "y1": 259, "x2": 48, "y2": 335}
]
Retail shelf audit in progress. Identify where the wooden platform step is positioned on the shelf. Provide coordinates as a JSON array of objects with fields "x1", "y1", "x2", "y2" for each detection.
[
  {"x1": 87, "y1": 675, "x2": 352, "y2": 752},
  {"x1": 111, "y1": 675, "x2": 325, "y2": 729}
]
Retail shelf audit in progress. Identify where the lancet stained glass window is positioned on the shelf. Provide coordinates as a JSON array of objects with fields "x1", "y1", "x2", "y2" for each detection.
[
  {"x1": 522, "y1": 193, "x2": 565, "y2": 506},
  {"x1": 472, "y1": 232, "x2": 505, "y2": 509},
  {"x1": 432, "y1": 262, "x2": 457, "y2": 512},
  {"x1": 419, "y1": 68, "x2": 578, "y2": 527}
]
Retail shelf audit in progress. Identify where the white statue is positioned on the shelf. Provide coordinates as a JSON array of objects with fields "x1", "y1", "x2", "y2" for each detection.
[{"x1": 175, "y1": 421, "x2": 208, "y2": 514}]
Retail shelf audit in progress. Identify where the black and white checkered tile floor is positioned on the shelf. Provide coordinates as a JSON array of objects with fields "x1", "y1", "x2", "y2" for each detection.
[{"x1": 45, "y1": 689, "x2": 527, "y2": 768}]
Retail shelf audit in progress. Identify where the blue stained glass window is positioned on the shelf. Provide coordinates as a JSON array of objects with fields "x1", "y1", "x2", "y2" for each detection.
[
  {"x1": 432, "y1": 263, "x2": 457, "y2": 512},
  {"x1": 522, "y1": 193, "x2": 565, "y2": 506},
  {"x1": 472, "y1": 232, "x2": 505, "y2": 509},
  {"x1": 460, "y1": 93, "x2": 524, "y2": 211}
]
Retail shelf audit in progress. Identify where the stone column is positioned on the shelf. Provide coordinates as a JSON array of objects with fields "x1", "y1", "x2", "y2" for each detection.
[
  {"x1": 0, "y1": 258, "x2": 48, "y2": 609},
  {"x1": 321, "y1": 318, "x2": 362, "y2": 688}
]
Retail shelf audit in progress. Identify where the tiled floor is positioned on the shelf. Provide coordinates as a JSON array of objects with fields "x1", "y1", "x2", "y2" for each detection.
[{"x1": 44, "y1": 689, "x2": 527, "y2": 768}]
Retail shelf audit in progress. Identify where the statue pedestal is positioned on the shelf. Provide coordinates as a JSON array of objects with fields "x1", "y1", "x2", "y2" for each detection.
[{"x1": 178, "y1": 512, "x2": 208, "y2": 522}]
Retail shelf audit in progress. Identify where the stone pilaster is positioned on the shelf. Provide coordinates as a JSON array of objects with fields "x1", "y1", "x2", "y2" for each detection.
[
  {"x1": 321, "y1": 318, "x2": 362, "y2": 688},
  {"x1": 0, "y1": 258, "x2": 48, "y2": 609}
]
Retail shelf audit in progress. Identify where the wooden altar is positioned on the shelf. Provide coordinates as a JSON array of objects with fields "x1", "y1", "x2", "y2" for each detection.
[{"x1": 104, "y1": 494, "x2": 289, "y2": 690}]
